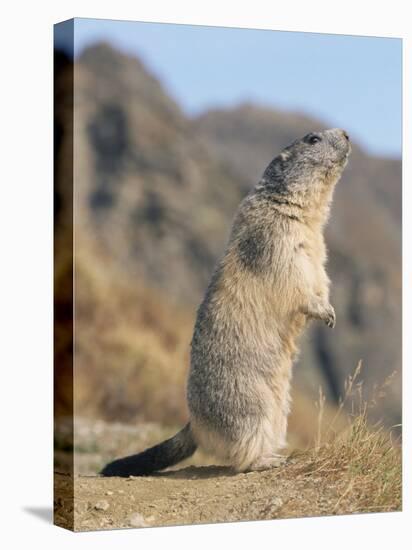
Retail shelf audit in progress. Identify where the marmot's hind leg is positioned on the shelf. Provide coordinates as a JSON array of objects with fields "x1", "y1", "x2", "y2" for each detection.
[
  {"x1": 191, "y1": 413, "x2": 288, "y2": 473},
  {"x1": 230, "y1": 416, "x2": 287, "y2": 473},
  {"x1": 246, "y1": 454, "x2": 287, "y2": 472}
]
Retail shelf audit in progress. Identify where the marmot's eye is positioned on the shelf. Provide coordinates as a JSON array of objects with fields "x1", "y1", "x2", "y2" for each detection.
[{"x1": 308, "y1": 134, "x2": 322, "y2": 145}]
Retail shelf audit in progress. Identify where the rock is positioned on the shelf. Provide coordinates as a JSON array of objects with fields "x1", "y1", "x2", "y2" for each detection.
[
  {"x1": 128, "y1": 512, "x2": 148, "y2": 528},
  {"x1": 94, "y1": 500, "x2": 110, "y2": 511},
  {"x1": 105, "y1": 490, "x2": 114, "y2": 496}
]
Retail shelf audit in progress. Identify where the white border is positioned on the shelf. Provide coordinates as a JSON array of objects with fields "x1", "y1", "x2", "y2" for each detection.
[{"x1": 0, "y1": 1, "x2": 409, "y2": 549}]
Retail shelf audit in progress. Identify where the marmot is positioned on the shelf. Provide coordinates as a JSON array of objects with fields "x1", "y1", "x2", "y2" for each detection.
[{"x1": 101, "y1": 128, "x2": 351, "y2": 476}]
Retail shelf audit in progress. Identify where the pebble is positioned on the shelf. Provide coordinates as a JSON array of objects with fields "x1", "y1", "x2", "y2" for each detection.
[
  {"x1": 105, "y1": 490, "x2": 114, "y2": 496},
  {"x1": 272, "y1": 497, "x2": 283, "y2": 508},
  {"x1": 94, "y1": 500, "x2": 110, "y2": 511},
  {"x1": 128, "y1": 512, "x2": 148, "y2": 528},
  {"x1": 74, "y1": 502, "x2": 88, "y2": 514}
]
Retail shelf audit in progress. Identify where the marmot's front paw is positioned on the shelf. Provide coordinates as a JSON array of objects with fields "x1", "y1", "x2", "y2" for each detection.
[
  {"x1": 302, "y1": 301, "x2": 336, "y2": 328},
  {"x1": 322, "y1": 305, "x2": 336, "y2": 328}
]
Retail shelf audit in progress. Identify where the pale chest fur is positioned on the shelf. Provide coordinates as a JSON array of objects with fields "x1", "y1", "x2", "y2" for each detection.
[
  {"x1": 293, "y1": 222, "x2": 328, "y2": 298},
  {"x1": 213, "y1": 211, "x2": 329, "y2": 364}
]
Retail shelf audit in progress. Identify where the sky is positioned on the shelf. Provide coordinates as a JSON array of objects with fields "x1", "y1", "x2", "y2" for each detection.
[{"x1": 55, "y1": 18, "x2": 402, "y2": 158}]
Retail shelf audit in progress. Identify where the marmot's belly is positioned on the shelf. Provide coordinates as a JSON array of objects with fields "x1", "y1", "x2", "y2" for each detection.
[
  {"x1": 188, "y1": 293, "x2": 303, "y2": 431},
  {"x1": 188, "y1": 329, "x2": 288, "y2": 434}
]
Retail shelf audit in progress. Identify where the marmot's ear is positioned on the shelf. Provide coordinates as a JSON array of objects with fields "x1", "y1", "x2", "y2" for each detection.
[{"x1": 280, "y1": 151, "x2": 291, "y2": 162}]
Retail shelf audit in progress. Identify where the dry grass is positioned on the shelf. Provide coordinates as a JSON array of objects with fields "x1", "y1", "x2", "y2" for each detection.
[
  {"x1": 288, "y1": 363, "x2": 402, "y2": 514},
  {"x1": 72, "y1": 244, "x2": 194, "y2": 425}
]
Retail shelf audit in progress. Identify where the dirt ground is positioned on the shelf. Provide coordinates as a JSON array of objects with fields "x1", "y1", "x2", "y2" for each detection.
[
  {"x1": 55, "y1": 461, "x2": 342, "y2": 531},
  {"x1": 54, "y1": 417, "x2": 401, "y2": 531}
]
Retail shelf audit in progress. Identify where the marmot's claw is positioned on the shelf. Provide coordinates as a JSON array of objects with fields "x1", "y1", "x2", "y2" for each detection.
[{"x1": 324, "y1": 307, "x2": 336, "y2": 328}]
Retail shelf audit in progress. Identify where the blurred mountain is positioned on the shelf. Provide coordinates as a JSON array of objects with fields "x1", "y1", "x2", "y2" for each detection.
[
  {"x1": 55, "y1": 43, "x2": 401, "y2": 429},
  {"x1": 73, "y1": 44, "x2": 243, "y2": 304}
]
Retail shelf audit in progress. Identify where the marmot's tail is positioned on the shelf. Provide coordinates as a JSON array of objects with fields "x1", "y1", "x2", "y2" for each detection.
[{"x1": 100, "y1": 423, "x2": 197, "y2": 477}]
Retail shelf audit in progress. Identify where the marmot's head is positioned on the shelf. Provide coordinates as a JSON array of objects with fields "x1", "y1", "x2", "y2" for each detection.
[{"x1": 261, "y1": 128, "x2": 351, "y2": 206}]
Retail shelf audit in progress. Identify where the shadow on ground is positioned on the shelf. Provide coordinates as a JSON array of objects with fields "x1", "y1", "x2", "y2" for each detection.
[
  {"x1": 23, "y1": 507, "x2": 53, "y2": 524},
  {"x1": 153, "y1": 465, "x2": 235, "y2": 479}
]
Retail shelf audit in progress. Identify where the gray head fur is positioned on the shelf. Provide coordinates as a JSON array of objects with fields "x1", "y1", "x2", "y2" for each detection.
[{"x1": 258, "y1": 128, "x2": 351, "y2": 211}]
